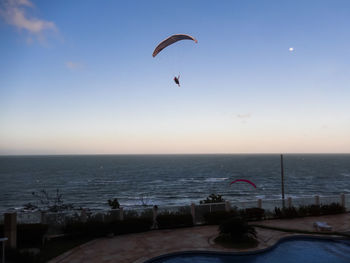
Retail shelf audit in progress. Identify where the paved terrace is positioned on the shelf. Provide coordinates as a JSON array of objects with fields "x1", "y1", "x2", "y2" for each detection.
[{"x1": 50, "y1": 213, "x2": 350, "y2": 263}]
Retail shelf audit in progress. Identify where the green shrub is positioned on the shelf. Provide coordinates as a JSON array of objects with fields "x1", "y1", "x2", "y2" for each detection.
[
  {"x1": 108, "y1": 198, "x2": 120, "y2": 209},
  {"x1": 156, "y1": 212, "x2": 193, "y2": 229},
  {"x1": 123, "y1": 210, "x2": 139, "y2": 219},
  {"x1": 200, "y1": 194, "x2": 225, "y2": 204},
  {"x1": 297, "y1": 205, "x2": 309, "y2": 217},
  {"x1": 240, "y1": 208, "x2": 265, "y2": 221},
  {"x1": 219, "y1": 217, "x2": 257, "y2": 242},
  {"x1": 273, "y1": 206, "x2": 298, "y2": 218},
  {"x1": 124, "y1": 209, "x2": 153, "y2": 219},
  {"x1": 203, "y1": 210, "x2": 240, "y2": 225},
  {"x1": 17, "y1": 224, "x2": 48, "y2": 247},
  {"x1": 285, "y1": 207, "x2": 299, "y2": 218},
  {"x1": 308, "y1": 205, "x2": 321, "y2": 216},
  {"x1": 64, "y1": 220, "x2": 110, "y2": 238},
  {"x1": 111, "y1": 217, "x2": 152, "y2": 234},
  {"x1": 320, "y1": 203, "x2": 345, "y2": 214},
  {"x1": 5, "y1": 248, "x2": 37, "y2": 263},
  {"x1": 273, "y1": 202, "x2": 345, "y2": 219},
  {"x1": 64, "y1": 216, "x2": 152, "y2": 237}
]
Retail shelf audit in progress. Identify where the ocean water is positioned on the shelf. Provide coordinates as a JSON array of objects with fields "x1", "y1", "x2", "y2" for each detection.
[{"x1": 0, "y1": 154, "x2": 349, "y2": 213}]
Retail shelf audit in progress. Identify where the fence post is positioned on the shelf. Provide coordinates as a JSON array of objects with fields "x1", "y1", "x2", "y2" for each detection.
[
  {"x1": 225, "y1": 201, "x2": 231, "y2": 212},
  {"x1": 287, "y1": 197, "x2": 292, "y2": 208},
  {"x1": 152, "y1": 205, "x2": 158, "y2": 229},
  {"x1": 258, "y1": 199, "x2": 262, "y2": 209},
  {"x1": 191, "y1": 203, "x2": 196, "y2": 225},
  {"x1": 340, "y1": 194, "x2": 345, "y2": 208},
  {"x1": 315, "y1": 195, "x2": 320, "y2": 206},
  {"x1": 4, "y1": 212, "x2": 17, "y2": 249},
  {"x1": 41, "y1": 211, "x2": 47, "y2": 224},
  {"x1": 80, "y1": 209, "x2": 87, "y2": 223},
  {"x1": 119, "y1": 207, "x2": 124, "y2": 221}
]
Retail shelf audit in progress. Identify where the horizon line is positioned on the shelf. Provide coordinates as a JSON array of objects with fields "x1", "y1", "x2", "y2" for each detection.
[{"x1": 1, "y1": 152, "x2": 350, "y2": 157}]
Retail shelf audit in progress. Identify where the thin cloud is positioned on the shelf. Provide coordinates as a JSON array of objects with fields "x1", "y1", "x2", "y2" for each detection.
[
  {"x1": 237, "y1": 113, "x2": 252, "y2": 119},
  {"x1": 65, "y1": 61, "x2": 83, "y2": 71},
  {"x1": 235, "y1": 113, "x2": 252, "y2": 124},
  {"x1": 0, "y1": 0, "x2": 57, "y2": 43}
]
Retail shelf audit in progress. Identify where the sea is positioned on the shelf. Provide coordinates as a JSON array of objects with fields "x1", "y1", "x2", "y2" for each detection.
[{"x1": 0, "y1": 154, "x2": 349, "y2": 213}]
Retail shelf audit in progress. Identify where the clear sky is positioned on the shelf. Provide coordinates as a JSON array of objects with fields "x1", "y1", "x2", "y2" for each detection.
[{"x1": 1, "y1": 0, "x2": 350, "y2": 155}]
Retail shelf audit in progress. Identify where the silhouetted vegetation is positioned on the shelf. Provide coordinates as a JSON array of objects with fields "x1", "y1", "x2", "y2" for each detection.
[
  {"x1": 274, "y1": 202, "x2": 345, "y2": 219},
  {"x1": 156, "y1": 211, "x2": 193, "y2": 229},
  {"x1": 200, "y1": 194, "x2": 225, "y2": 204},
  {"x1": 107, "y1": 198, "x2": 120, "y2": 209},
  {"x1": 203, "y1": 207, "x2": 265, "y2": 224},
  {"x1": 30, "y1": 189, "x2": 74, "y2": 212},
  {"x1": 203, "y1": 210, "x2": 240, "y2": 225},
  {"x1": 240, "y1": 207, "x2": 265, "y2": 221},
  {"x1": 215, "y1": 217, "x2": 258, "y2": 248}
]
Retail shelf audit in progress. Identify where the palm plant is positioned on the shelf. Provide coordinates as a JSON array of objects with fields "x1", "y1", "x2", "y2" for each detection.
[{"x1": 219, "y1": 217, "x2": 257, "y2": 241}]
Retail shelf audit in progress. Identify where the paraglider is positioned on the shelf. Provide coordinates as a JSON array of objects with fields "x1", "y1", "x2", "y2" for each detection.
[
  {"x1": 152, "y1": 34, "x2": 198, "y2": 58},
  {"x1": 174, "y1": 75, "x2": 180, "y2": 87},
  {"x1": 153, "y1": 34, "x2": 197, "y2": 86},
  {"x1": 230, "y1": 179, "x2": 256, "y2": 189}
]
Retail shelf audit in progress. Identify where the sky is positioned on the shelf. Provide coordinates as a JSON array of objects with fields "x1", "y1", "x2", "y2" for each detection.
[{"x1": 0, "y1": 0, "x2": 350, "y2": 155}]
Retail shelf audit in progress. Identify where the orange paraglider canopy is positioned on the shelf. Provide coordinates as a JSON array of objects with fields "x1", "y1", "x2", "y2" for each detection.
[{"x1": 230, "y1": 179, "x2": 256, "y2": 188}]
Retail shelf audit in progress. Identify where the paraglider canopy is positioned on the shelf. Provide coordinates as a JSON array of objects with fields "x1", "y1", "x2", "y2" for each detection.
[
  {"x1": 230, "y1": 179, "x2": 256, "y2": 189},
  {"x1": 152, "y1": 34, "x2": 198, "y2": 57}
]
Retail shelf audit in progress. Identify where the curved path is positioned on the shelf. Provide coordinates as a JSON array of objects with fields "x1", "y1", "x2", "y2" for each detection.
[{"x1": 49, "y1": 213, "x2": 350, "y2": 263}]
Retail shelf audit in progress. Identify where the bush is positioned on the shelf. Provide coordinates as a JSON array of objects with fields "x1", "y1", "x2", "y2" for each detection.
[
  {"x1": 64, "y1": 217, "x2": 152, "y2": 237},
  {"x1": 274, "y1": 206, "x2": 302, "y2": 218},
  {"x1": 111, "y1": 217, "x2": 152, "y2": 234},
  {"x1": 203, "y1": 210, "x2": 240, "y2": 225},
  {"x1": 5, "y1": 248, "x2": 37, "y2": 263},
  {"x1": 156, "y1": 211, "x2": 193, "y2": 229},
  {"x1": 64, "y1": 220, "x2": 110, "y2": 238},
  {"x1": 273, "y1": 202, "x2": 345, "y2": 219},
  {"x1": 308, "y1": 205, "x2": 321, "y2": 216},
  {"x1": 200, "y1": 194, "x2": 225, "y2": 204},
  {"x1": 17, "y1": 224, "x2": 48, "y2": 247},
  {"x1": 321, "y1": 203, "x2": 345, "y2": 214},
  {"x1": 297, "y1": 205, "x2": 309, "y2": 217},
  {"x1": 219, "y1": 217, "x2": 257, "y2": 242},
  {"x1": 240, "y1": 208, "x2": 265, "y2": 221},
  {"x1": 31, "y1": 189, "x2": 74, "y2": 212},
  {"x1": 108, "y1": 198, "x2": 120, "y2": 209},
  {"x1": 124, "y1": 209, "x2": 153, "y2": 219}
]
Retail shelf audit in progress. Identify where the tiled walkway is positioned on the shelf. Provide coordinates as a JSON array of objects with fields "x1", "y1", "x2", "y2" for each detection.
[{"x1": 49, "y1": 213, "x2": 350, "y2": 263}]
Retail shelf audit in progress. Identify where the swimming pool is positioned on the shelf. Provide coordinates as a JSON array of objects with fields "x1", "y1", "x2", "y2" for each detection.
[{"x1": 145, "y1": 237, "x2": 350, "y2": 263}]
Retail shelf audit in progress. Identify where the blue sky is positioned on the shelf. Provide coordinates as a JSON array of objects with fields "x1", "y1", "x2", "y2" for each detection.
[{"x1": 1, "y1": 0, "x2": 350, "y2": 154}]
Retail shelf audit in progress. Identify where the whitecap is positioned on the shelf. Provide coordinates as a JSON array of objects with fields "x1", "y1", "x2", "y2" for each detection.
[
  {"x1": 204, "y1": 177, "x2": 228, "y2": 182},
  {"x1": 149, "y1": 179, "x2": 164, "y2": 184},
  {"x1": 178, "y1": 178, "x2": 202, "y2": 183},
  {"x1": 255, "y1": 195, "x2": 266, "y2": 199}
]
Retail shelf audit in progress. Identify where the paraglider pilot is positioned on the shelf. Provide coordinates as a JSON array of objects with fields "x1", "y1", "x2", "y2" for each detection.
[{"x1": 174, "y1": 75, "x2": 180, "y2": 87}]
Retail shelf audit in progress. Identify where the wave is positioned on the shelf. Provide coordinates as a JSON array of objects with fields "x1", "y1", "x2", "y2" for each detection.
[{"x1": 204, "y1": 177, "x2": 228, "y2": 182}]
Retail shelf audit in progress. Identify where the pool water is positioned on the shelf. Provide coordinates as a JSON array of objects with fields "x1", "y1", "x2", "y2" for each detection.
[{"x1": 146, "y1": 238, "x2": 350, "y2": 263}]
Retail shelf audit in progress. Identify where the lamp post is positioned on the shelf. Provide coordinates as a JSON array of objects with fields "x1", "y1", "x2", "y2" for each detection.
[{"x1": 281, "y1": 154, "x2": 285, "y2": 208}]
